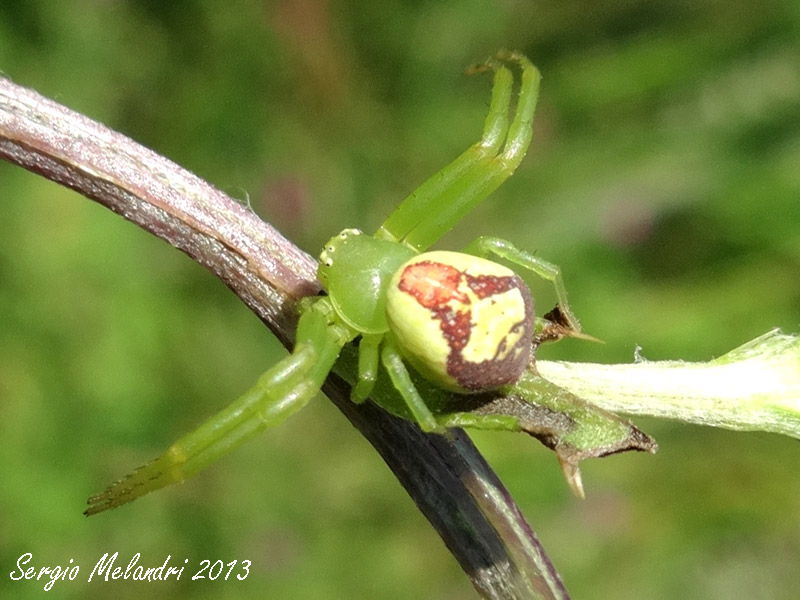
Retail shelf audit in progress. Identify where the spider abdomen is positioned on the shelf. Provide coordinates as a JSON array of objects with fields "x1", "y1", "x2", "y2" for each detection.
[{"x1": 386, "y1": 251, "x2": 534, "y2": 393}]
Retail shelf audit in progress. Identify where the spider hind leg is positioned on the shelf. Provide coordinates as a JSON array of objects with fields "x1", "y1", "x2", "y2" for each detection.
[{"x1": 464, "y1": 235, "x2": 583, "y2": 336}]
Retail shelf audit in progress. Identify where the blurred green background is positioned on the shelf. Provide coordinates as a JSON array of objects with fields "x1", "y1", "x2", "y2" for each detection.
[{"x1": 2, "y1": 1, "x2": 800, "y2": 598}]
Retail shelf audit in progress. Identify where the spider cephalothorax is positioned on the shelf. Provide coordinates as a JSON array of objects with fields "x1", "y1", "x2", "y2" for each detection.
[{"x1": 86, "y1": 51, "x2": 584, "y2": 515}]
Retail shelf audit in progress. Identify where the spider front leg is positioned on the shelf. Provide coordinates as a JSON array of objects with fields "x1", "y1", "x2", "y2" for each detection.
[
  {"x1": 381, "y1": 339, "x2": 445, "y2": 433},
  {"x1": 351, "y1": 333, "x2": 381, "y2": 403},
  {"x1": 376, "y1": 51, "x2": 541, "y2": 252},
  {"x1": 85, "y1": 297, "x2": 355, "y2": 515},
  {"x1": 349, "y1": 333, "x2": 443, "y2": 433},
  {"x1": 464, "y1": 235, "x2": 582, "y2": 335}
]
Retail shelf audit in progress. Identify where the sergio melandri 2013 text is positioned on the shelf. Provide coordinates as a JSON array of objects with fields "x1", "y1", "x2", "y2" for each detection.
[{"x1": 9, "y1": 551, "x2": 251, "y2": 591}]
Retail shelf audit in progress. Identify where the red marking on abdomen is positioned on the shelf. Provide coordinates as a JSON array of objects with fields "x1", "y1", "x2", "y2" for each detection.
[
  {"x1": 435, "y1": 306, "x2": 472, "y2": 351},
  {"x1": 465, "y1": 273, "x2": 515, "y2": 299},
  {"x1": 398, "y1": 261, "x2": 469, "y2": 308}
]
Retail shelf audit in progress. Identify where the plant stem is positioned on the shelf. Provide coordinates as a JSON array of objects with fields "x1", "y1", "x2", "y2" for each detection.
[{"x1": 538, "y1": 330, "x2": 800, "y2": 439}]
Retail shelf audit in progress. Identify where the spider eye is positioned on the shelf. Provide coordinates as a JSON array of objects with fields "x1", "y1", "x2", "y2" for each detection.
[{"x1": 386, "y1": 251, "x2": 534, "y2": 393}]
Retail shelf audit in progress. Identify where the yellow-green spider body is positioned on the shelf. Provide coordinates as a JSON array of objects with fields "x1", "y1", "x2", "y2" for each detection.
[
  {"x1": 86, "y1": 51, "x2": 584, "y2": 516},
  {"x1": 319, "y1": 230, "x2": 536, "y2": 394}
]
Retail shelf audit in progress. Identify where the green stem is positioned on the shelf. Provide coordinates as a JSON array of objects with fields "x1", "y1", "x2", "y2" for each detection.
[{"x1": 537, "y1": 330, "x2": 800, "y2": 439}]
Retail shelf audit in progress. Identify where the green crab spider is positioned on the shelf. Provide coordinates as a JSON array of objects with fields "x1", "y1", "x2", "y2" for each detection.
[{"x1": 86, "y1": 51, "x2": 584, "y2": 515}]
